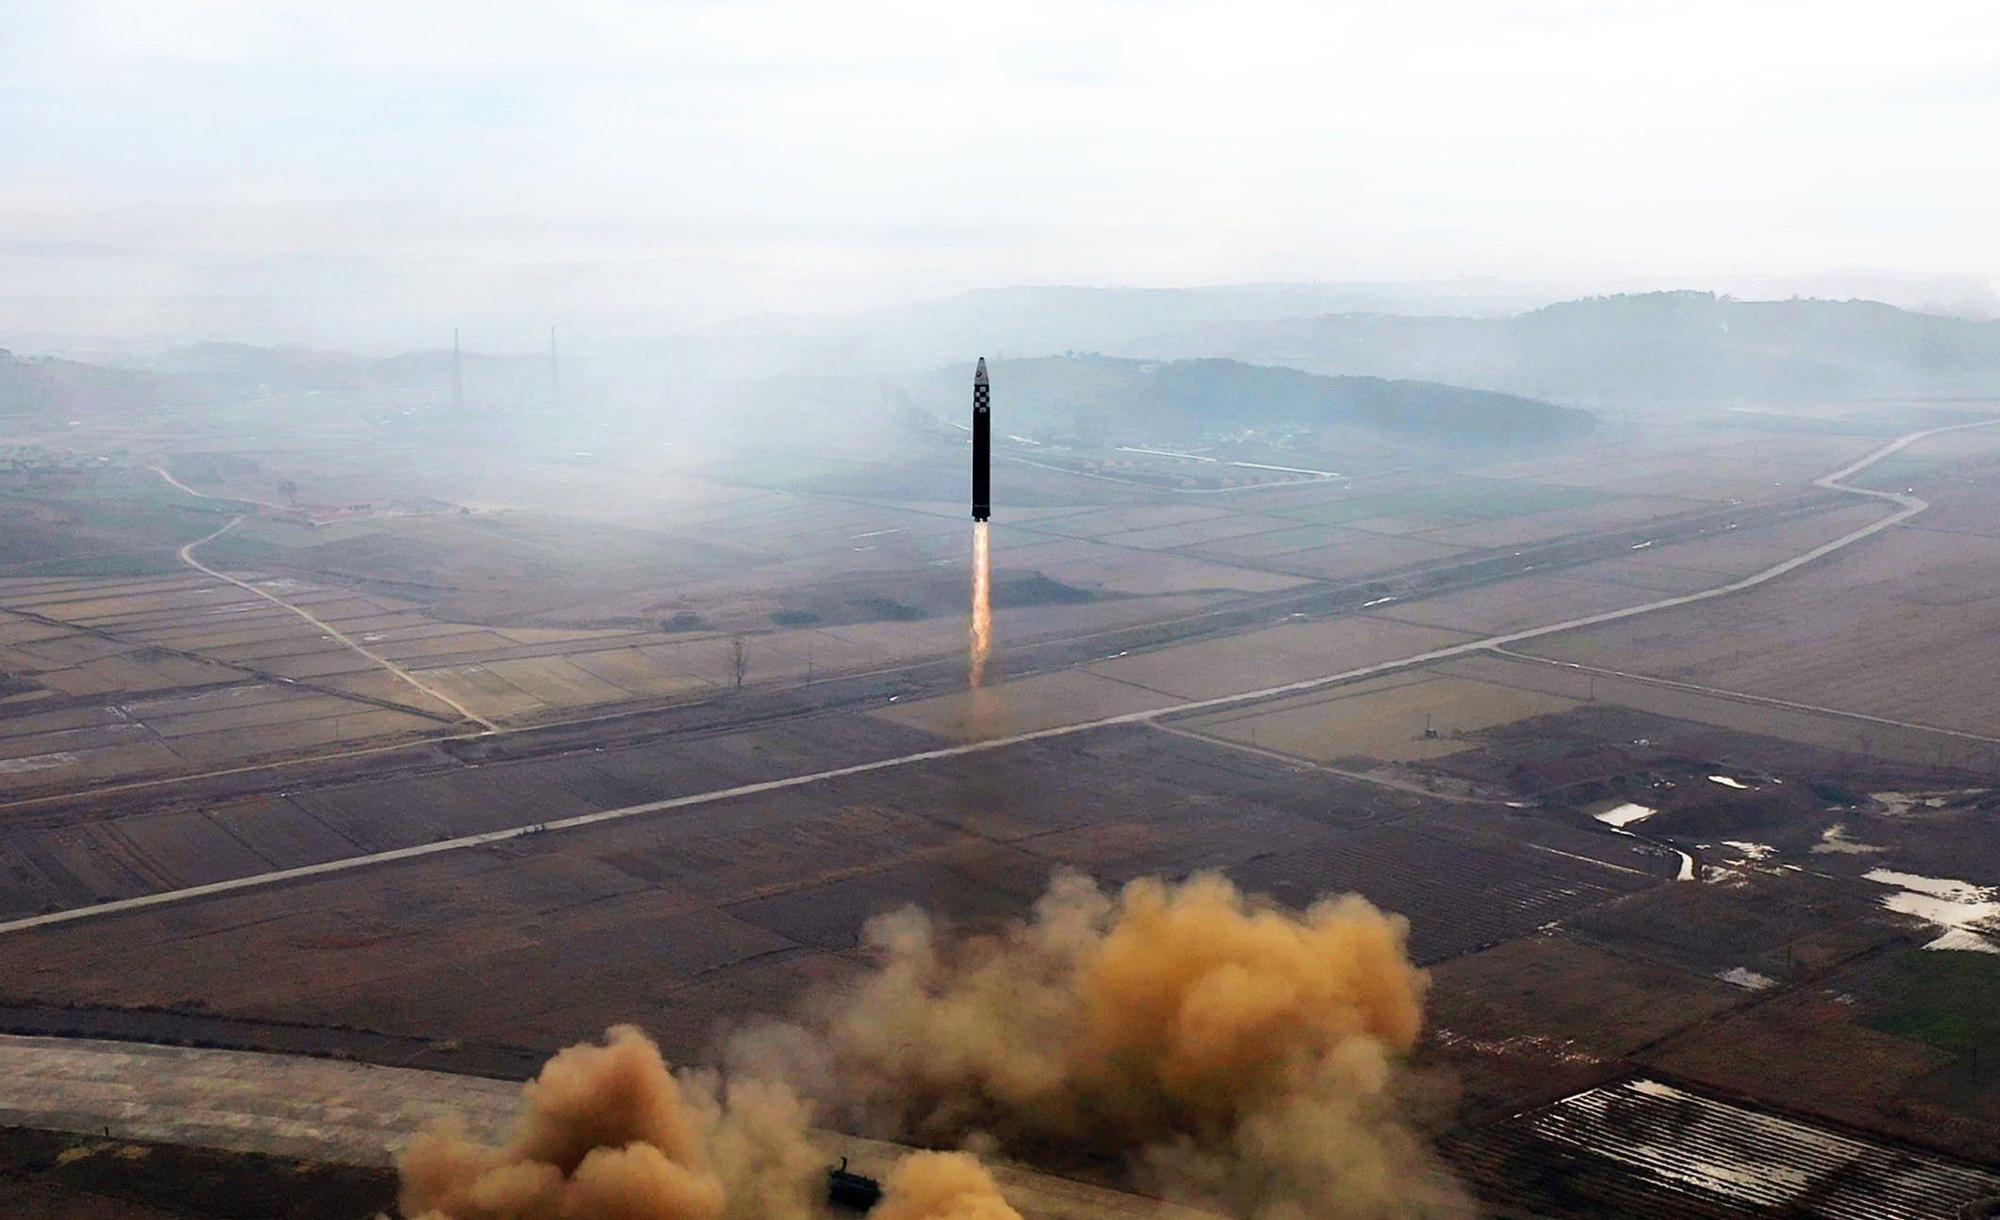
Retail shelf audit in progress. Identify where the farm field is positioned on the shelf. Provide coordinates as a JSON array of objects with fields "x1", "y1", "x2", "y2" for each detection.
[
  {"x1": 0, "y1": 725, "x2": 1668, "y2": 1061},
  {"x1": 1516, "y1": 483, "x2": 2000, "y2": 737},
  {"x1": 1622, "y1": 946, "x2": 2000, "y2": 1166},
  {"x1": 1083, "y1": 615, "x2": 1475, "y2": 700},
  {"x1": 5, "y1": 397, "x2": 2000, "y2": 1217},
  {"x1": 1447, "y1": 1074, "x2": 2000, "y2": 1219},
  {"x1": 1172, "y1": 668, "x2": 1580, "y2": 763}
]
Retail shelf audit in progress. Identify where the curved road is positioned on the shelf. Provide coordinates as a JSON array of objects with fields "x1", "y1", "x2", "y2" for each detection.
[
  {"x1": 157, "y1": 470, "x2": 499, "y2": 731},
  {"x1": 1, "y1": 419, "x2": 1988, "y2": 938}
]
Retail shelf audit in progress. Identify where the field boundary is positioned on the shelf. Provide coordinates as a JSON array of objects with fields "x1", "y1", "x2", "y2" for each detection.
[{"x1": 0, "y1": 419, "x2": 1988, "y2": 938}]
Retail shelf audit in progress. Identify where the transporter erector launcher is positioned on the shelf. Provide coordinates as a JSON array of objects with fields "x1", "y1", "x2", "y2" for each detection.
[{"x1": 972, "y1": 357, "x2": 991, "y2": 521}]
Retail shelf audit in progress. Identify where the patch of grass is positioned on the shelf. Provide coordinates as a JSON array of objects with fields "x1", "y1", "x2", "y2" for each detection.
[{"x1": 1865, "y1": 950, "x2": 2000, "y2": 1057}]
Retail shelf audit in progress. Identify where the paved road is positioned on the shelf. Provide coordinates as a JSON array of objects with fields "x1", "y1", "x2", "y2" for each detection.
[
  {"x1": 0, "y1": 1033, "x2": 1205, "y2": 1218},
  {"x1": 1, "y1": 420, "x2": 1987, "y2": 940},
  {"x1": 147, "y1": 463, "x2": 290, "y2": 513}
]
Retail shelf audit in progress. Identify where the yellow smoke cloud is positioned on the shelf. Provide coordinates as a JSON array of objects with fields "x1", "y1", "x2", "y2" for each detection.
[
  {"x1": 737, "y1": 871, "x2": 1467, "y2": 1219},
  {"x1": 874, "y1": 1151, "x2": 1022, "y2": 1220},
  {"x1": 400, "y1": 873, "x2": 1465, "y2": 1219},
  {"x1": 397, "y1": 1025, "x2": 820, "y2": 1220}
]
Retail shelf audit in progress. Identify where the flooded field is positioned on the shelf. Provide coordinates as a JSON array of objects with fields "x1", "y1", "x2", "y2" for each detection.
[{"x1": 1456, "y1": 1075, "x2": 2000, "y2": 1219}]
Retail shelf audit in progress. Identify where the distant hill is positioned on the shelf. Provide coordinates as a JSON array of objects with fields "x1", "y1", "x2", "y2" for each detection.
[
  {"x1": 600, "y1": 282, "x2": 1549, "y2": 383},
  {"x1": 149, "y1": 342, "x2": 546, "y2": 403},
  {"x1": 1129, "y1": 292, "x2": 2000, "y2": 406},
  {"x1": 0, "y1": 349, "x2": 167, "y2": 419},
  {"x1": 905, "y1": 354, "x2": 1593, "y2": 449}
]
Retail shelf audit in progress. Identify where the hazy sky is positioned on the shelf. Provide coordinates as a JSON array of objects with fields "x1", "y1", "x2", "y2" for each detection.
[{"x1": 4, "y1": 0, "x2": 1997, "y2": 347}]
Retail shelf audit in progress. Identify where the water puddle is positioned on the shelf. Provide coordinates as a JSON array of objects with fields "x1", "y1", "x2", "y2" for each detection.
[
  {"x1": 1810, "y1": 824, "x2": 1882, "y2": 855},
  {"x1": 1707, "y1": 775, "x2": 1750, "y2": 790},
  {"x1": 1716, "y1": 966, "x2": 1776, "y2": 991},
  {"x1": 1862, "y1": 868, "x2": 2000, "y2": 953},
  {"x1": 1720, "y1": 840, "x2": 1777, "y2": 862},
  {"x1": 1870, "y1": 788, "x2": 1990, "y2": 817}
]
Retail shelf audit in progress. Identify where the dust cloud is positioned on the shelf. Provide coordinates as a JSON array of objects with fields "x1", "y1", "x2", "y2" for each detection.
[
  {"x1": 397, "y1": 872, "x2": 1463, "y2": 1220},
  {"x1": 732, "y1": 870, "x2": 1469, "y2": 1220},
  {"x1": 874, "y1": 1151, "x2": 1022, "y2": 1220},
  {"x1": 969, "y1": 521, "x2": 992, "y2": 689},
  {"x1": 397, "y1": 1024, "x2": 821, "y2": 1220}
]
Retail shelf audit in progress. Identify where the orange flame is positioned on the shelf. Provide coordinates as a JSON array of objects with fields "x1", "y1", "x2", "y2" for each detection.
[{"x1": 969, "y1": 522, "x2": 992, "y2": 688}]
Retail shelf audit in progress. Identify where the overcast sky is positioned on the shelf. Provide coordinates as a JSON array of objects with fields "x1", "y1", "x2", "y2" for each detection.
[{"x1": 4, "y1": 0, "x2": 1997, "y2": 348}]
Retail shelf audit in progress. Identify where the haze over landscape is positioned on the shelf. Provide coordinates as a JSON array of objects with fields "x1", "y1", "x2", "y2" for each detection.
[{"x1": 3, "y1": 3, "x2": 2000, "y2": 1219}]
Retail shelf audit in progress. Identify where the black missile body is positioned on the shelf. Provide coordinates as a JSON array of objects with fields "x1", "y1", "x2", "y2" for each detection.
[{"x1": 972, "y1": 357, "x2": 990, "y2": 521}]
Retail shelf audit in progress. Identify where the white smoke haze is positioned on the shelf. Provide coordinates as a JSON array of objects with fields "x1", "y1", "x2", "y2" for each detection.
[{"x1": 6, "y1": 1, "x2": 1998, "y2": 348}]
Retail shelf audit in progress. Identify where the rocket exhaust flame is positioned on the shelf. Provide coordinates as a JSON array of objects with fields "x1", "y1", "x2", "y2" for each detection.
[{"x1": 970, "y1": 522, "x2": 992, "y2": 689}]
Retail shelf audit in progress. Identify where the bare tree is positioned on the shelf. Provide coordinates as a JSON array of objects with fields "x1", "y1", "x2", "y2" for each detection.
[{"x1": 731, "y1": 635, "x2": 748, "y2": 690}]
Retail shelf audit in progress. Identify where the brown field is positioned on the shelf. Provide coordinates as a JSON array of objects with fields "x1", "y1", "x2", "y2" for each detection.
[
  {"x1": 1423, "y1": 932, "x2": 1743, "y2": 1114},
  {"x1": 1435, "y1": 651, "x2": 2000, "y2": 773},
  {"x1": 0, "y1": 725, "x2": 1665, "y2": 1061},
  {"x1": 6, "y1": 405, "x2": 2000, "y2": 1215},
  {"x1": 1643, "y1": 954, "x2": 2000, "y2": 1165},
  {"x1": 1415, "y1": 493, "x2": 1699, "y2": 548},
  {"x1": 1473, "y1": 431, "x2": 1884, "y2": 501},
  {"x1": 1519, "y1": 491, "x2": 2000, "y2": 736},
  {"x1": 1176, "y1": 669, "x2": 1580, "y2": 763},
  {"x1": 1371, "y1": 572, "x2": 1656, "y2": 635},
  {"x1": 1082, "y1": 614, "x2": 1474, "y2": 700}
]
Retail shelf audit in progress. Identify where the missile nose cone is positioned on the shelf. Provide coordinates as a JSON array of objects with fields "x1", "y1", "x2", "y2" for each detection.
[{"x1": 975, "y1": 357, "x2": 988, "y2": 385}]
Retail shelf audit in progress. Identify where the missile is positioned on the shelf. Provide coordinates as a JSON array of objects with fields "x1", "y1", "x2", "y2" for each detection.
[{"x1": 972, "y1": 357, "x2": 990, "y2": 521}]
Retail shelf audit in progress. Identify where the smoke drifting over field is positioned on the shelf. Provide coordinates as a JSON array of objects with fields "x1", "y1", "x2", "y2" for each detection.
[
  {"x1": 739, "y1": 870, "x2": 1465, "y2": 1219},
  {"x1": 398, "y1": 872, "x2": 1463, "y2": 1219}
]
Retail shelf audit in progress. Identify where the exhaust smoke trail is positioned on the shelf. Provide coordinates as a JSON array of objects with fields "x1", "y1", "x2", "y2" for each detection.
[{"x1": 969, "y1": 521, "x2": 992, "y2": 688}]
